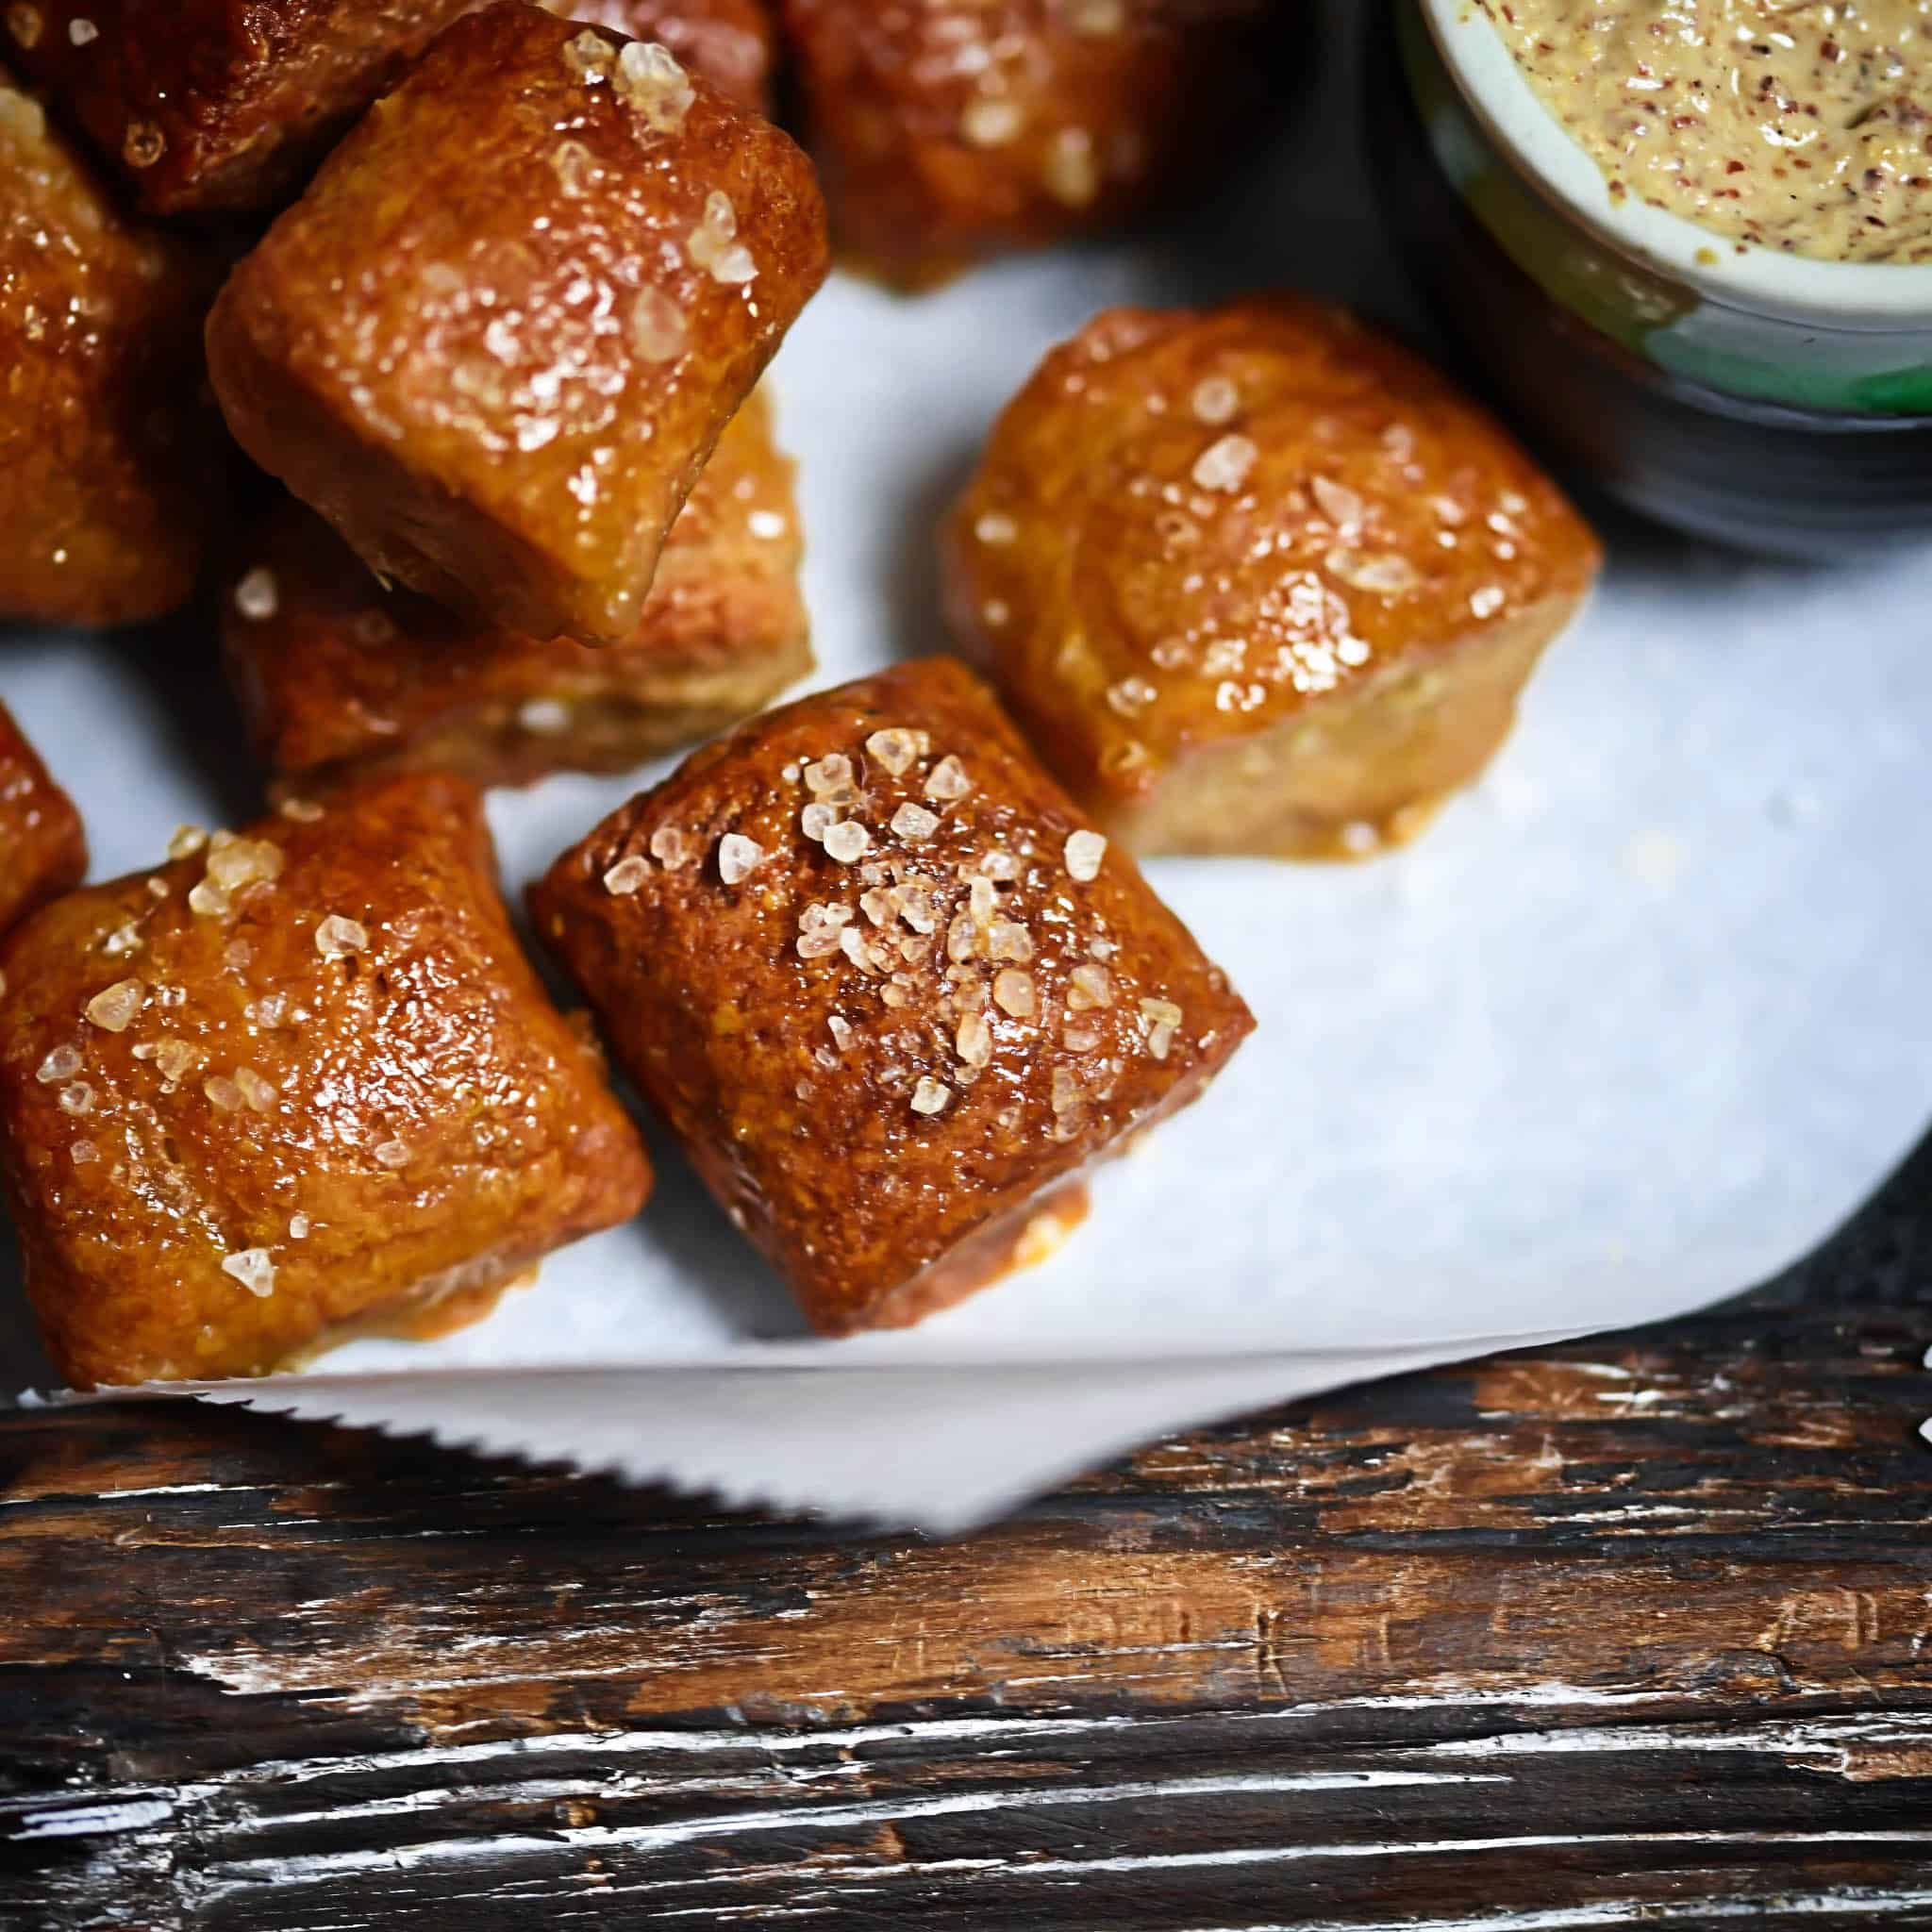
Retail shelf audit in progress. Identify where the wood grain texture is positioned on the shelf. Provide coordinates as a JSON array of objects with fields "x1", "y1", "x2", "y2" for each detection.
[{"x1": 0, "y1": 1130, "x2": 1927, "y2": 1929}]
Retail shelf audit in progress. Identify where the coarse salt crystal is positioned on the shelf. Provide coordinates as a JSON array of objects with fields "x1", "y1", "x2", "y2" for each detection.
[
  {"x1": 630, "y1": 286, "x2": 687, "y2": 363},
  {"x1": 167, "y1": 824, "x2": 207, "y2": 859},
  {"x1": 68, "y1": 16, "x2": 95, "y2": 44},
  {"x1": 947, "y1": 911, "x2": 980, "y2": 962},
  {"x1": 650, "y1": 826, "x2": 690, "y2": 870},
  {"x1": 960, "y1": 96, "x2": 1024, "y2": 147},
  {"x1": 804, "y1": 753, "x2": 856, "y2": 798},
  {"x1": 823, "y1": 821, "x2": 870, "y2": 864},
  {"x1": 207, "y1": 837, "x2": 283, "y2": 892},
  {"x1": 155, "y1": 1039, "x2": 197, "y2": 1084},
  {"x1": 1064, "y1": 830, "x2": 1107, "y2": 881},
  {"x1": 866, "y1": 727, "x2": 926, "y2": 776},
  {"x1": 1191, "y1": 375, "x2": 1240, "y2": 425},
  {"x1": 1326, "y1": 547, "x2": 1421, "y2": 595},
  {"x1": 910, "y1": 1076, "x2": 951, "y2": 1116},
  {"x1": 85, "y1": 978, "x2": 142, "y2": 1032},
  {"x1": 993, "y1": 969, "x2": 1035, "y2": 1019},
  {"x1": 518, "y1": 698, "x2": 571, "y2": 735},
  {"x1": 374, "y1": 1139, "x2": 410, "y2": 1169},
  {"x1": 36, "y1": 1043, "x2": 81, "y2": 1083},
  {"x1": 987, "y1": 920, "x2": 1031, "y2": 963},
  {"x1": 234, "y1": 1067, "x2": 275, "y2": 1111},
  {"x1": 1312, "y1": 475, "x2": 1366, "y2": 528},
  {"x1": 718, "y1": 833, "x2": 764, "y2": 885},
  {"x1": 1068, "y1": 962, "x2": 1114, "y2": 1009},
  {"x1": 956, "y1": 1011, "x2": 992, "y2": 1067},
  {"x1": 974, "y1": 511, "x2": 1018, "y2": 546},
  {"x1": 223, "y1": 1249, "x2": 275, "y2": 1297},
  {"x1": 614, "y1": 39, "x2": 694, "y2": 132},
  {"x1": 314, "y1": 914, "x2": 369, "y2": 959},
  {"x1": 1192, "y1": 434, "x2": 1257, "y2": 493},
  {"x1": 891, "y1": 803, "x2": 939, "y2": 843},
  {"x1": 1042, "y1": 125, "x2": 1099, "y2": 206},
  {"x1": 1140, "y1": 996, "x2": 1182, "y2": 1059},
  {"x1": 1069, "y1": 0, "x2": 1125, "y2": 31},
  {"x1": 562, "y1": 27, "x2": 612, "y2": 79},
  {"x1": 58, "y1": 1081, "x2": 92, "y2": 1116},
  {"x1": 924, "y1": 756, "x2": 971, "y2": 803},
  {"x1": 603, "y1": 856, "x2": 649, "y2": 895},
  {"x1": 233, "y1": 568, "x2": 277, "y2": 621}
]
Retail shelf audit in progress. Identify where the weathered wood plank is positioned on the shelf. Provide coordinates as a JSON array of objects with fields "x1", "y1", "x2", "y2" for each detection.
[{"x1": 0, "y1": 1132, "x2": 1926, "y2": 1927}]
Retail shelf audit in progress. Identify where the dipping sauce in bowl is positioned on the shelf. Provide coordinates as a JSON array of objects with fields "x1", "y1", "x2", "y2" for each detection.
[
  {"x1": 1375, "y1": 0, "x2": 1932, "y2": 553},
  {"x1": 1490, "y1": 0, "x2": 1932, "y2": 264}
]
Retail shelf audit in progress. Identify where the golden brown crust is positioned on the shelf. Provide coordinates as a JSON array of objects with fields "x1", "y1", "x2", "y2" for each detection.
[
  {"x1": 2, "y1": 0, "x2": 480, "y2": 214},
  {"x1": 781, "y1": 0, "x2": 1280, "y2": 287},
  {"x1": 0, "y1": 703, "x2": 86, "y2": 940},
  {"x1": 531, "y1": 656, "x2": 1253, "y2": 1337},
  {"x1": 555, "y1": 0, "x2": 774, "y2": 111},
  {"x1": 941, "y1": 296, "x2": 1604, "y2": 857},
  {"x1": 222, "y1": 390, "x2": 812, "y2": 791},
  {"x1": 205, "y1": 2, "x2": 828, "y2": 647},
  {"x1": 0, "y1": 770, "x2": 651, "y2": 1389},
  {"x1": 0, "y1": 79, "x2": 217, "y2": 626}
]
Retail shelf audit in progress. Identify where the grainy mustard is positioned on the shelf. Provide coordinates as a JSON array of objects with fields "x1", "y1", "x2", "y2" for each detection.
[{"x1": 1485, "y1": 0, "x2": 1932, "y2": 262}]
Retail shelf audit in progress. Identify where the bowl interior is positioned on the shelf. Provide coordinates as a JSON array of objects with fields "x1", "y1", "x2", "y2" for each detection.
[{"x1": 1420, "y1": 0, "x2": 1932, "y2": 330}]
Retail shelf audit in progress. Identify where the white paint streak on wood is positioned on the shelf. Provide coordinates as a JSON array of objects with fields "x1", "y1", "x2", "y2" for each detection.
[
  {"x1": 198, "y1": 1711, "x2": 1147, "y2": 1789},
  {"x1": 695, "y1": 1828, "x2": 1932, "y2": 1895},
  {"x1": 196, "y1": 1769, "x2": 1522, "y2": 1893},
  {"x1": 0, "y1": 1480, "x2": 243, "y2": 1507},
  {"x1": 1424, "y1": 1714, "x2": 1932, "y2": 1768},
  {"x1": 9, "y1": 1798, "x2": 175, "y2": 1840},
  {"x1": 1164, "y1": 1892, "x2": 1932, "y2": 1932}
]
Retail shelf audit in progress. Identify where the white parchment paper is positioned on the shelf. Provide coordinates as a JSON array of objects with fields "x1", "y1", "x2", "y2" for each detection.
[{"x1": 3, "y1": 8, "x2": 1927, "y2": 1526}]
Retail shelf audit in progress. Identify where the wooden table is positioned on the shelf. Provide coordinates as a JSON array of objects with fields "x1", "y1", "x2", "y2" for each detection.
[{"x1": 3, "y1": 1131, "x2": 1927, "y2": 1930}]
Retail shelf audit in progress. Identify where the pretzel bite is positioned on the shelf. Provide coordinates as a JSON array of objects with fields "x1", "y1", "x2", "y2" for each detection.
[
  {"x1": 205, "y1": 2, "x2": 828, "y2": 648},
  {"x1": 532, "y1": 657, "x2": 1253, "y2": 1337},
  {"x1": 222, "y1": 391, "x2": 810, "y2": 793},
  {"x1": 0, "y1": 703, "x2": 86, "y2": 939},
  {"x1": 781, "y1": 0, "x2": 1279, "y2": 287},
  {"x1": 1, "y1": 0, "x2": 479, "y2": 214},
  {"x1": 942, "y1": 297, "x2": 1602, "y2": 858},
  {"x1": 0, "y1": 772, "x2": 651, "y2": 1389},
  {"x1": 555, "y1": 0, "x2": 774, "y2": 110},
  {"x1": 0, "y1": 79, "x2": 216, "y2": 626}
]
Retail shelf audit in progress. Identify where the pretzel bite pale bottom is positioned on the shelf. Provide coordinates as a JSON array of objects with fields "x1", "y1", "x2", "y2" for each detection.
[{"x1": 1066, "y1": 595, "x2": 1580, "y2": 861}]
